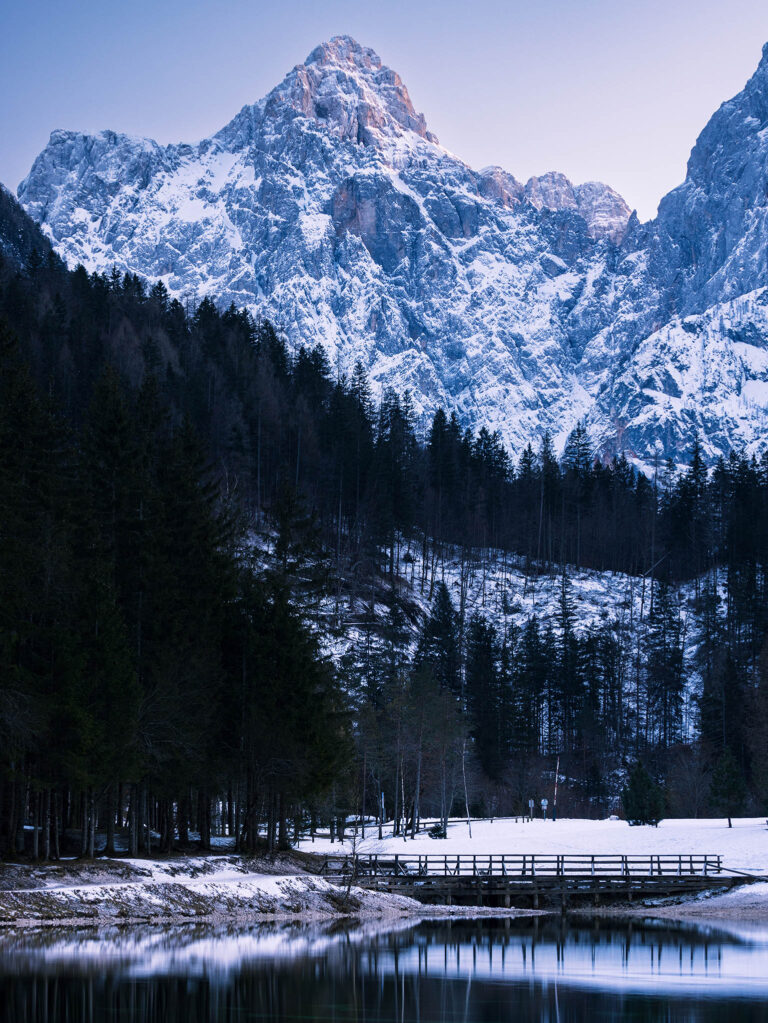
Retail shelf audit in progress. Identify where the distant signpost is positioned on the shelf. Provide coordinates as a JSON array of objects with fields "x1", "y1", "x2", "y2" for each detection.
[{"x1": 541, "y1": 798, "x2": 548, "y2": 820}]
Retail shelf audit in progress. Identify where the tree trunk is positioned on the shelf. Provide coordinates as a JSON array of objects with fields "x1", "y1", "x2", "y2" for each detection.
[
  {"x1": 361, "y1": 755, "x2": 367, "y2": 840},
  {"x1": 199, "y1": 791, "x2": 211, "y2": 850},
  {"x1": 88, "y1": 789, "x2": 96, "y2": 859},
  {"x1": 278, "y1": 792, "x2": 288, "y2": 850},
  {"x1": 43, "y1": 789, "x2": 51, "y2": 861},
  {"x1": 266, "y1": 792, "x2": 276, "y2": 854},
  {"x1": 144, "y1": 788, "x2": 151, "y2": 855},
  {"x1": 14, "y1": 776, "x2": 25, "y2": 855},
  {"x1": 105, "y1": 784, "x2": 116, "y2": 856},
  {"x1": 129, "y1": 785, "x2": 139, "y2": 858},
  {"x1": 413, "y1": 738, "x2": 422, "y2": 839},
  {"x1": 80, "y1": 793, "x2": 88, "y2": 858},
  {"x1": 32, "y1": 790, "x2": 39, "y2": 861},
  {"x1": 53, "y1": 791, "x2": 61, "y2": 861}
]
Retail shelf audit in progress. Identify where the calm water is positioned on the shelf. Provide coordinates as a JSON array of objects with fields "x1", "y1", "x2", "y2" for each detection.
[{"x1": 1, "y1": 916, "x2": 768, "y2": 1022}]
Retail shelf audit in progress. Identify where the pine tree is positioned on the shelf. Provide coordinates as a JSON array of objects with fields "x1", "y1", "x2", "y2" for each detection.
[
  {"x1": 513, "y1": 617, "x2": 547, "y2": 758},
  {"x1": 466, "y1": 614, "x2": 509, "y2": 780},
  {"x1": 709, "y1": 749, "x2": 746, "y2": 827},
  {"x1": 644, "y1": 580, "x2": 685, "y2": 748},
  {"x1": 414, "y1": 582, "x2": 461, "y2": 698},
  {"x1": 622, "y1": 762, "x2": 665, "y2": 825}
]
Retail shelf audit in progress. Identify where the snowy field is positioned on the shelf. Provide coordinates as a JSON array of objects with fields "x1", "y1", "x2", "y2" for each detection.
[{"x1": 296, "y1": 816, "x2": 768, "y2": 874}]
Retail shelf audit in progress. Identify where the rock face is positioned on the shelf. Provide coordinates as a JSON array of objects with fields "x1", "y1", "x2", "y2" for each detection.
[{"x1": 16, "y1": 36, "x2": 768, "y2": 465}]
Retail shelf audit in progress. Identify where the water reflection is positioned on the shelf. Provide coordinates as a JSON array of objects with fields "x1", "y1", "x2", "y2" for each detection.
[{"x1": 1, "y1": 916, "x2": 768, "y2": 1021}]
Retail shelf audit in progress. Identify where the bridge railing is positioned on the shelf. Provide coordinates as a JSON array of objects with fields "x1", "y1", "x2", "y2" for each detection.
[{"x1": 319, "y1": 853, "x2": 723, "y2": 879}]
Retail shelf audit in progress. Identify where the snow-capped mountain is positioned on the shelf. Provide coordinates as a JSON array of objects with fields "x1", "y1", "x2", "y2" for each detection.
[{"x1": 16, "y1": 36, "x2": 768, "y2": 465}]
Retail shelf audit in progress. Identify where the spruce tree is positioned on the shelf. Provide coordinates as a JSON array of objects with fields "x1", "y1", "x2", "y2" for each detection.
[{"x1": 622, "y1": 762, "x2": 665, "y2": 825}]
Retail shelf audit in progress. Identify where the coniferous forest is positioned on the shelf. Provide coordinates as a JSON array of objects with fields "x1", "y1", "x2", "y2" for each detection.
[{"x1": 1, "y1": 236, "x2": 768, "y2": 858}]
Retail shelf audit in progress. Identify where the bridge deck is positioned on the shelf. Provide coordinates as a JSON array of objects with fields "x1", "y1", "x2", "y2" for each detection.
[{"x1": 318, "y1": 853, "x2": 751, "y2": 907}]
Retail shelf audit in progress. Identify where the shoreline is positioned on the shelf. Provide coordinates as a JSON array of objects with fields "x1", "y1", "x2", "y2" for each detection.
[
  {"x1": 0, "y1": 855, "x2": 542, "y2": 929},
  {"x1": 0, "y1": 905, "x2": 545, "y2": 930},
  {"x1": 1, "y1": 852, "x2": 765, "y2": 929}
]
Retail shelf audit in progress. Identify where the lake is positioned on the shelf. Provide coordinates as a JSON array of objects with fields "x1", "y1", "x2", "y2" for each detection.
[{"x1": 1, "y1": 915, "x2": 768, "y2": 1021}]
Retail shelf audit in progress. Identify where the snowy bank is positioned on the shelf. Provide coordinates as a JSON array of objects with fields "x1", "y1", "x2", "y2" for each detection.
[
  {"x1": 0, "y1": 856, "x2": 419, "y2": 926},
  {"x1": 610, "y1": 881, "x2": 768, "y2": 921},
  {"x1": 0, "y1": 854, "x2": 541, "y2": 928}
]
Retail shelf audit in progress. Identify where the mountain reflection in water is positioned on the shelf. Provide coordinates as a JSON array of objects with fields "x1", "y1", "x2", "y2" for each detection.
[{"x1": 1, "y1": 916, "x2": 768, "y2": 1022}]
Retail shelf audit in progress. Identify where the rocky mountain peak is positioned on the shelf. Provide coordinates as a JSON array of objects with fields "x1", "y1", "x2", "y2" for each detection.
[
  {"x1": 16, "y1": 38, "x2": 768, "y2": 468},
  {"x1": 524, "y1": 171, "x2": 577, "y2": 211},
  {"x1": 257, "y1": 35, "x2": 437, "y2": 147},
  {"x1": 479, "y1": 167, "x2": 630, "y2": 242},
  {"x1": 305, "y1": 35, "x2": 382, "y2": 71},
  {"x1": 572, "y1": 181, "x2": 632, "y2": 243}
]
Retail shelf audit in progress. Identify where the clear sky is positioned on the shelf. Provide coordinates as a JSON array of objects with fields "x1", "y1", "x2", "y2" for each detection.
[{"x1": 2, "y1": 0, "x2": 767, "y2": 221}]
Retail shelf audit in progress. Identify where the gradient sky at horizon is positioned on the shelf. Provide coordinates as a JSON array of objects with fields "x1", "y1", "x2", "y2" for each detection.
[{"x1": 2, "y1": 0, "x2": 767, "y2": 221}]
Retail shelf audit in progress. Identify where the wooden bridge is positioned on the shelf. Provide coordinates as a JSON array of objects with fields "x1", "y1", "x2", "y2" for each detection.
[{"x1": 318, "y1": 853, "x2": 752, "y2": 908}]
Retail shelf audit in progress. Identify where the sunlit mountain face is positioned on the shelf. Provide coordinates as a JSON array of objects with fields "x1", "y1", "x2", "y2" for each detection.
[{"x1": 17, "y1": 36, "x2": 768, "y2": 467}]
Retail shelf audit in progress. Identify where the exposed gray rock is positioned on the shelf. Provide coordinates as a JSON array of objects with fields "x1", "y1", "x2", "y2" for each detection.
[{"x1": 15, "y1": 35, "x2": 768, "y2": 466}]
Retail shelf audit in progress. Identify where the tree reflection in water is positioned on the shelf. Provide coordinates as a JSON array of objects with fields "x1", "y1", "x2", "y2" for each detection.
[{"x1": 2, "y1": 917, "x2": 768, "y2": 1022}]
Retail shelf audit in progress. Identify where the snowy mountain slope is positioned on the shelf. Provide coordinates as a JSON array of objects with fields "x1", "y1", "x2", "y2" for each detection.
[
  {"x1": 16, "y1": 36, "x2": 768, "y2": 464},
  {"x1": 588, "y1": 289, "x2": 768, "y2": 468}
]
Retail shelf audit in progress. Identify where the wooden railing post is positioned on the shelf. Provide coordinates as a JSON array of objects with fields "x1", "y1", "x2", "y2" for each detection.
[{"x1": 346, "y1": 851, "x2": 723, "y2": 886}]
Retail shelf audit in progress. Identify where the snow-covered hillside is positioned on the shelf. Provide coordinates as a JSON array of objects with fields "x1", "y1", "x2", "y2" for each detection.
[
  {"x1": 308, "y1": 540, "x2": 701, "y2": 740},
  {"x1": 16, "y1": 36, "x2": 768, "y2": 465}
]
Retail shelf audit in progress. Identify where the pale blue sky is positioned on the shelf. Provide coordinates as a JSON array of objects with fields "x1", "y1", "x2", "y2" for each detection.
[{"x1": 2, "y1": 0, "x2": 767, "y2": 220}]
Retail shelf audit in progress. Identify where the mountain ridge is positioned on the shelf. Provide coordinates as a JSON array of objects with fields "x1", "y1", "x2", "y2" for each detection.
[{"x1": 15, "y1": 35, "x2": 768, "y2": 466}]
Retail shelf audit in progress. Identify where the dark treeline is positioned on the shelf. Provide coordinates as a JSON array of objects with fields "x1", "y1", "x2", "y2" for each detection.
[
  {"x1": 0, "y1": 324, "x2": 351, "y2": 858},
  {"x1": 1, "y1": 250, "x2": 751, "y2": 583},
  {"x1": 1, "y1": 248, "x2": 767, "y2": 857}
]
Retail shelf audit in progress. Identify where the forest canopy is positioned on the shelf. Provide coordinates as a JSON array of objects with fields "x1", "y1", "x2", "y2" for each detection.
[{"x1": 1, "y1": 248, "x2": 767, "y2": 858}]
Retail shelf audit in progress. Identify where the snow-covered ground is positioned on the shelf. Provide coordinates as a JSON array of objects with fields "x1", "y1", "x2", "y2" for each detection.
[
  {"x1": 296, "y1": 816, "x2": 768, "y2": 874},
  {"x1": 0, "y1": 853, "x2": 539, "y2": 927},
  {"x1": 316, "y1": 541, "x2": 703, "y2": 725},
  {"x1": 326, "y1": 542, "x2": 663, "y2": 650},
  {"x1": 2, "y1": 819, "x2": 765, "y2": 927},
  {"x1": 0, "y1": 855, "x2": 421, "y2": 926}
]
